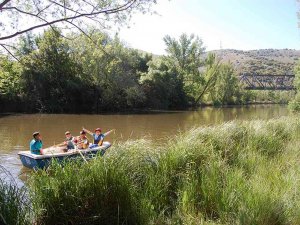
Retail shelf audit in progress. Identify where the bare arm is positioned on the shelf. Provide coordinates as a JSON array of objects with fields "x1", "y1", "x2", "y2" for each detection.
[
  {"x1": 82, "y1": 127, "x2": 94, "y2": 136},
  {"x1": 103, "y1": 129, "x2": 115, "y2": 137}
]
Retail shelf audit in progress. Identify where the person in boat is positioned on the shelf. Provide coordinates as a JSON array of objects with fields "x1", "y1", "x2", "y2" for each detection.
[
  {"x1": 30, "y1": 131, "x2": 43, "y2": 155},
  {"x1": 63, "y1": 131, "x2": 76, "y2": 150},
  {"x1": 83, "y1": 127, "x2": 105, "y2": 148},
  {"x1": 76, "y1": 130, "x2": 89, "y2": 149}
]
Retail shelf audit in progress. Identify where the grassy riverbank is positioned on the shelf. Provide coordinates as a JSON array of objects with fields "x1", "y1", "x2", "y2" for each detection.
[
  {"x1": 2, "y1": 116, "x2": 300, "y2": 224},
  {"x1": 0, "y1": 168, "x2": 30, "y2": 225}
]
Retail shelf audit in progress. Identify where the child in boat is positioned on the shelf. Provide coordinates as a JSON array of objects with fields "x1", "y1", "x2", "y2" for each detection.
[
  {"x1": 76, "y1": 130, "x2": 89, "y2": 149},
  {"x1": 64, "y1": 131, "x2": 75, "y2": 150},
  {"x1": 30, "y1": 131, "x2": 43, "y2": 155},
  {"x1": 83, "y1": 127, "x2": 105, "y2": 148}
]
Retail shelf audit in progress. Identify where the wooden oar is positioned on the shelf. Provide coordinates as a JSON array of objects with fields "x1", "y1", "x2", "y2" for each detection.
[
  {"x1": 49, "y1": 141, "x2": 65, "y2": 148},
  {"x1": 42, "y1": 141, "x2": 66, "y2": 155},
  {"x1": 78, "y1": 150, "x2": 88, "y2": 163},
  {"x1": 74, "y1": 145, "x2": 87, "y2": 163}
]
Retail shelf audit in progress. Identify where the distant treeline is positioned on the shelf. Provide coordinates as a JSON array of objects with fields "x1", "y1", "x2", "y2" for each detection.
[{"x1": 0, "y1": 28, "x2": 293, "y2": 113}]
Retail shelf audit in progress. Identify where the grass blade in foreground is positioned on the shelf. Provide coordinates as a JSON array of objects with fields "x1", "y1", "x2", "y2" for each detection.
[{"x1": 0, "y1": 166, "x2": 30, "y2": 225}]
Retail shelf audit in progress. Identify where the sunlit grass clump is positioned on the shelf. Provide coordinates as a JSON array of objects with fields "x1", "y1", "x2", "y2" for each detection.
[
  {"x1": 29, "y1": 159, "x2": 149, "y2": 225},
  {"x1": 28, "y1": 116, "x2": 300, "y2": 225}
]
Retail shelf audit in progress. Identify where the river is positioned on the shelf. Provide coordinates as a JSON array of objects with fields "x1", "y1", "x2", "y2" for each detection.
[{"x1": 0, "y1": 105, "x2": 291, "y2": 184}]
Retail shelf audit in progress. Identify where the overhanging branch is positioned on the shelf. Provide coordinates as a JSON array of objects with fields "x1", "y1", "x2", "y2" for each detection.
[
  {"x1": 0, "y1": 0, "x2": 11, "y2": 10},
  {"x1": 0, "y1": 44, "x2": 20, "y2": 62},
  {"x1": 0, "y1": 0, "x2": 137, "y2": 41}
]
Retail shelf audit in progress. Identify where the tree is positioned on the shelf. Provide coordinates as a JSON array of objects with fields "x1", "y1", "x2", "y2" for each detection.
[
  {"x1": 163, "y1": 33, "x2": 205, "y2": 76},
  {"x1": 140, "y1": 59, "x2": 187, "y2": 109},
  {"x1": 67, "y1": 31, "x2": 151, "y2": 111},
  {"x1": 20, "y1": 28, "x2": 90, "y2": 113},
  {"x1": 0, "y1": 56, "x2": 23, "y2": 112},
  {"x1": 163, "y1": 33, "x2": 243, "y2": 106},
  {"x1": 0, "y1": 0, "x2": 157, "y2": 56},
  {"x1": 0, "y1": 56, "x2": 22, "y2": 99},
  {"x1": 209, "y1": 63, "x2": 242, "y2": 105},
  {"x1": 193, "y1": 53, "x2": 221, "y2": 106},
  {"x1": 163, "y1": 33, "x2": 205, "y2": 101},
  {"x1": 16, "y1": 33, "x2": 37, "y2": 56}
]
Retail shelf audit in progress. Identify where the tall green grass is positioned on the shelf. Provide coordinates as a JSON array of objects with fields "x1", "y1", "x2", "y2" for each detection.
[
  {"x1": 28, "y1": 116, "x2": 300, "y2": 225},
  {"x1": 29, "y1": 160, "x2": 149, "y2": 225},
  {"x1": 0, "y1": 166, "x2": 30, "y2": 225}
]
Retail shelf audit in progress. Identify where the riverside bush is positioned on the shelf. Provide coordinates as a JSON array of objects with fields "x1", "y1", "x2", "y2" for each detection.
[{"x1": 28, "y1": 116, "x2": 300, "y2": 225}]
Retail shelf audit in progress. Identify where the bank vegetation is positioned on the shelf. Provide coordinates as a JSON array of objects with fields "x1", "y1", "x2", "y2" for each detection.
[
  {"x1": 1, "y1": 116, "x2": 300, "y2": 224},
  {"x1": 0, "y1": 29, "x2": 256, "y2": 113}
]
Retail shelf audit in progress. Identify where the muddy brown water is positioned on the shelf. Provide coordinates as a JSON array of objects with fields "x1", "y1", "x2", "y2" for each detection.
[{"x1": 0, "y1": 105, "x2": 291, "y2": 184}]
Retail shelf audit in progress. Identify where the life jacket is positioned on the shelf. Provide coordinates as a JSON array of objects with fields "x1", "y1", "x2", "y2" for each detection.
[
  {"x1": 77, "y1": 136, "x2": 89, "y2": 149},
  {"x1": 93, "y1": 134, "x2": 104, "y2": 145},
  {"x1": 66, "y1": 136, "x2": 74, "y2": 141},
  {"x1": 66, "y1": 136, "x2": 75, "y2": 149}
]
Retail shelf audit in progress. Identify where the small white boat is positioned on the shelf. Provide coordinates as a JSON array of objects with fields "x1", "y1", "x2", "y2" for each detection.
[{"x1": 18, "y1": 142, "x2": 111, "y2": 169}]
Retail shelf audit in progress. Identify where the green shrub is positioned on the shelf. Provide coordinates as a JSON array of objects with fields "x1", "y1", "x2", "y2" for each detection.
[{"x1": 289, "y1": 93, "x2": 300, "y2": 111}]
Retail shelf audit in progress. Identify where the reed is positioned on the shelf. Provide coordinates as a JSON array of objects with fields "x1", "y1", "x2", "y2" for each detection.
[
  {"x1": 28, "y1": 116, "x2": 300, "y2": 225},
  {"x1": 0, "y1": 166, "x2": 30, "y2": 225},
  {"x1": 29, "y1": 159, "x2": 149, "y2": 225}
]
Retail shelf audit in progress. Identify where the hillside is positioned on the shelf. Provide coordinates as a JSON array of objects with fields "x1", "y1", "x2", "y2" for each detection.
[{"x1": 209, "y1": 49, "x2": 300, "y2": 75}]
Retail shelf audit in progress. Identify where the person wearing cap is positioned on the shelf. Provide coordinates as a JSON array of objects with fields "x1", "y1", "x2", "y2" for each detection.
[
  {"x1": 76, "y1": 130, "x2": 89, "y2": 149},
  {"x1": 30, "y1": 132, "x2": 43, "y2": 155},
  {"x1": 64, "y1": 131, "x2": 75, "y2": 150},
  {"x1": 82, "y1": 127, "x2": 105, "y2": 148}
]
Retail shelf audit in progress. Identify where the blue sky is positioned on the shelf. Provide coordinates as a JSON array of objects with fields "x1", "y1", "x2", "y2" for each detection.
[{"x1": 117, "y1": 0, "x2": 300, "y2": 54}]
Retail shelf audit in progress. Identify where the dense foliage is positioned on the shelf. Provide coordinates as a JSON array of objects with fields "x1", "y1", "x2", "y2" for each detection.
[
  {"x1": 0, "y1": 29, "x2": 251, "y2": 113},
  {"x1": 1, "y1": 116, "x2": 298, "y2": 224},
  {"x1": 289, "y1": 60, "x2": 300, "y2": 111}
]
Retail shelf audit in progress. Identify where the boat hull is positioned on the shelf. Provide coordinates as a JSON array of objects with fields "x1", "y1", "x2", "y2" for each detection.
[{"x1": 18, "y1": 142, "x2": 111, "y2": 169}]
